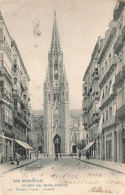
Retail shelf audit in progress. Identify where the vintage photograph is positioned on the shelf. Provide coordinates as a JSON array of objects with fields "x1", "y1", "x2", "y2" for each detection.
[{"x1": 0, "y1": 0, "x2": 125, "y2": 194}]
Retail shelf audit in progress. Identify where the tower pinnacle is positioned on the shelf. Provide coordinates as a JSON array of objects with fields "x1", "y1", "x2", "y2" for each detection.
[{"x1": 50, "y1": 11, "x2": 61, "y2": 53}]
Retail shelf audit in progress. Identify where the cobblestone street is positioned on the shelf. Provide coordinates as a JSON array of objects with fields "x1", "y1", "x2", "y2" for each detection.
[{"x1": 1, "y1": 157, "x2": 125, "y2": 195}]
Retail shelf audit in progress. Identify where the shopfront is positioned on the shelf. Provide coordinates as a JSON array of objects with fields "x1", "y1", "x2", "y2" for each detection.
[{"x1": 14, "y1": 139, "x2": 33, "y2": 160}]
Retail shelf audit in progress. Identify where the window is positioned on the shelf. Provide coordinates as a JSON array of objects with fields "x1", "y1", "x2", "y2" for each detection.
[
  {"x1": 108, "y1": 53, "x2": 111, "y2": 63},
  {"x1": 103, "y1": 113, "x2": 104, "y2": 123},
  {"x1": 106, "y1": 110, "x2": 108, "y2": 121},
  {"x1": 0, "y1": 81, "x2": 3, "y2": 87},
  {"x1": 54, "y1": 73, "x2": 58, "y2": 80},
  {"x1": 105, "y1": 86, "x2": 108, "y2": 95},
  {"x1": 13, "y1": 64, "x2": 17, "y2": 73},
  {"x1": 54, "y1": 60, "x2": 58, "y2": 71},
  {"x1": 48, "y1": 94, "x2": 51, "y2": 101},
  {"x1": 109, "y1": 107, "x2": 112, "y2": 117},
  {"x1": 14, "y1": 77, "x2": 17, "y2": 84},
  {"x1": 54, "y1": 94, "x2": 56, "y2": 101},
  {"x1": 109, "y1": 80, "x2": 111, "y2": 92},
  {"x1": 14, "y1": 99, "x2": 17, "y2": 107},
  {"x1": 105, "y1": 60, "x2": 107, "y2": 69}
]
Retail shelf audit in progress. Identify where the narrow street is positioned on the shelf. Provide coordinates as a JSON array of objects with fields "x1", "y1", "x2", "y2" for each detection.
[{"x1": 1, "y1": 156, "x2": 125, "y2": 195}]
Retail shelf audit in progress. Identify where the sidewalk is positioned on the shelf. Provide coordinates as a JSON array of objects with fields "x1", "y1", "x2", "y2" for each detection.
[
  {"x1": 0, "y1": 156, "x2": 38, "y2": 175},
  {"x1": 78, "y1": 156, "x2": 125, "y2": 174}
]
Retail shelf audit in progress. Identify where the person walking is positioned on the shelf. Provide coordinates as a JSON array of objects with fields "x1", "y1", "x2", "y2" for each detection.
[
  {"x1": 55, "y1": 152, "x2": 58, "y2": 161},
  {"x1": 86, "y1": 150, "x2": 90, "y2": 160},
  {"x1": 79, "y1": 152, "x2": 81, "y2": 160},
  {"x1": 15, "y1": 153, "x2": 21, "y2": 165}
]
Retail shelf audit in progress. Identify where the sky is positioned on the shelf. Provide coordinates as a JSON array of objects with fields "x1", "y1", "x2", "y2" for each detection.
[{"x1": 0, "y1": 0, "x2": 117, "y2": 110}]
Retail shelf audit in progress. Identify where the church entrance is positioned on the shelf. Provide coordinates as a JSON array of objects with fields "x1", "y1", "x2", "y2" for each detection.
[
  {"x1": 53, "y1": 134, "x2": 61, "y2": 153},
  {"x1": 72, "y1": 145, "x2": 77, "y2": 153},
  {"x1": 38, "y1": 146, "x2": 42, "y2": 153}
]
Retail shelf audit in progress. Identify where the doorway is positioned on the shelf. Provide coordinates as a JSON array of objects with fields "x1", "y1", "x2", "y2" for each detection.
[
  {"x1": 72, "y1": 145, "x2": 77, "y2": 153},
  {"x1": 53, "y1": 134, "x2": 61, "y2": 153},
  {"x1": 38, "y1": 146, "x2": 42, "y2": 153}
]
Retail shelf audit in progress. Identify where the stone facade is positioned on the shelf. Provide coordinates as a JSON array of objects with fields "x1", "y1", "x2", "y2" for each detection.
[
  {"x1": 82, "y1": 0, "x2": 125, "y2": 163},
  {"x1": 0, "y1": 11, "x2": 31, "y2": 163}
]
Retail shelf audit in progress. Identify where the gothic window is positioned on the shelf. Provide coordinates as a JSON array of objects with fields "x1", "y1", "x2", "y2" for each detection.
[
  {"x1": 54, "y1": 93, "x2": 56, "y2": 101},
  {"x1": 58, "y1": 94, "x2": 60, "y2": 101},
  {"x1": 54, "y1": 60, "x2": 58, "y2": 71},
  {"x1": 48, "y1": 94, "x2": 51, "y2": 101},
  {"x1": 54, "y1": 73, "x2": 58, "y2": 80}
]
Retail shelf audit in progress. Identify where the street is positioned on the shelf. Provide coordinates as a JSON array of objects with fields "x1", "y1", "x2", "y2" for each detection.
[{"x1": 1, "y1": 156, "x2": 125, "y2": 195}]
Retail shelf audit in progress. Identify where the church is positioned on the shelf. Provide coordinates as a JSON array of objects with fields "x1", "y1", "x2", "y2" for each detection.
[{"x1": 43, "y1": 12, "x2": 70, "y2": 155}]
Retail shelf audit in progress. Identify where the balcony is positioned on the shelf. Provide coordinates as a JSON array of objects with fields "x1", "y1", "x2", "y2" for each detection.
[
  {"x1": 20, "y1": 80, "x2": 26, "y2": 91},
  {"x1": 122, "y1": 25, "x2": 125, "y2": 42},
  {"x1": 0, "y1": 64, "x2": 12, "y2": 83},
  {"x1": 1, "y1": 115, "x2": 13, "y2": 127},
  {"x1": 92, "y1": 114, "x2": 100, "y2": 123},
  {"x1": 114, "y1": 35, "x2": 123, "y2": 54},
  {"x1": 113, "y1": 1, "x2": 125, "y2": 21},
  {"x1": 99, "y1": 56, "x2": 117, "y2": 88},
  {"x1": 98, "y1": 26, "x2": 117, "y2": 64},
  {"x1": 14, "y1": 107, "x2": 28, "y2": 127},
  {"x1": 115, "y1": 70, "x2": 124, "y2": 86},
  {"x1": 0, "y1": 87, "x2": 12, "y2": 103},
  {"x1": 122, "y1": 64, "x2": 125, "y2": 75},
  {"x1": 100, "y1": 91, "x2": 117, "y2": 110},
  {"x1": 116, "y1": 104, "x2": 125, "y2": 120},
  {"x1": 102, "y1": 117, "x2": 116, "y2": 130}
]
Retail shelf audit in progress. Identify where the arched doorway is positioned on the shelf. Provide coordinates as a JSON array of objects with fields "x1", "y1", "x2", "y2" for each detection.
[
  {"x1": 53, "y1": 134, "x2": 61, "y2": 153},
  {"x1": 72, "y1": 145, "x2": 77, "y2": 153},
  {"x1": 38, "y1": 146, "x2": 42, "y2": 153}
]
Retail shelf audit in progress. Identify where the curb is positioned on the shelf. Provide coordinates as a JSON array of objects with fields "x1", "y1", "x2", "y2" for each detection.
[
  {"x1": 1, "y1": 159, "x2": 38, "y2": 175},
  {"x1": 75, "y1": 158, "x2": 125, "y2": 175}
]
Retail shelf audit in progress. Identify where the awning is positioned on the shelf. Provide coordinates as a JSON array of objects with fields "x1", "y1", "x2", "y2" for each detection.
[
  {"x1": 0, "y1": 134, "x2": 13, "y2": 141},
  {"x1": 15, "y1": 139, "x2": 33, "y2": 150},
  {"x1": 82, "y1": 141, "x2": 95, "y2": 151}
]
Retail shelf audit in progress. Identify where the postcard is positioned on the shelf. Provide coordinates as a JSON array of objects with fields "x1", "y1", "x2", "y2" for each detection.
[{"x1": 0, "y1": 0, "x2": 125, "y2": 194}]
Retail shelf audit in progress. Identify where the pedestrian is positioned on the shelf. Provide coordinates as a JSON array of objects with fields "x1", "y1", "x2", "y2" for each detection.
[
  {"x1": 60, "y1": 153, "x2": 61, "y2": 158},
  {"x1": 86, "y1": 150, "x2": 90, "y2": 160},
  {"x1": 1, "y1": 156, "x2": 3, "y2": 164},
  {"x1": 36, "y1": 152, "x2": 38, "y2": 159},
  {"x1": 15, "y1": 153, "x2": 20, "y2": 165},
  {"x1": 79, "y1": 152, "x2": 81, "y2": 160},
  {"x1": 30, "y1": 153, "x2": 31, "y2": 159},
  {"x1": 55, "y1": 152, "x2": 58, "y2": 161},
  {"x1": 70, "y1": 153, "x2": 73, "y2": 158}
]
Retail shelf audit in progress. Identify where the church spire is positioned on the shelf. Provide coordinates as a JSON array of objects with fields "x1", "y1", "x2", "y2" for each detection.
[{"x1": 50, "y1": 11, "x2": 61, "y2": 53}]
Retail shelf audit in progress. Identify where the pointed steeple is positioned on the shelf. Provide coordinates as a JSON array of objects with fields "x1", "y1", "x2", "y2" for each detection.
[{"x1": 50, "y1": 11, "x2": 61, "y2": 53}]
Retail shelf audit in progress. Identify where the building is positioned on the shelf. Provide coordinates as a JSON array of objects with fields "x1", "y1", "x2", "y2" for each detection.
[
  {"x1": 29, "y1": 110, "x2": 44, "y2": 153},
  {"x1": 44, "y1": 12, "x2": 70, "y2": 155},
  {"x1": 82, "y1": 37, "x2": 102, "y2": 158},
  {"x1": 0, "y1": 11, "x2": 13, "y2": 163},
  {"x1": 70, "y1": 110, "x2": 86, "y2": 154},
  {"x1": 11, "y1": 40, "x2": 32, "y2": 160},
  {"x1": 82, "y1": 0, "x2": 125, "y2": 163},
  {"x1": 0, "y1": 11, "x2": 32, "y2": 163},
  {"x1": 99, "y1": 0, "x2": 125, "y2": 163}
]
